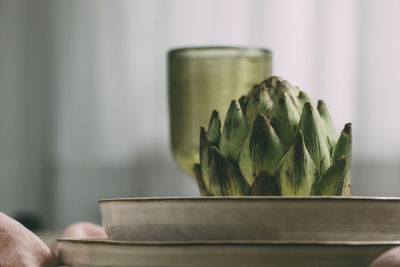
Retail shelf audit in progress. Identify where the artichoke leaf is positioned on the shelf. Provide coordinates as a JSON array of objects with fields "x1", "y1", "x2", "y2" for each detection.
[
  {"x1": 250, "y1": 172, "x2": 280, "y2": 196},
  {"x1": 270, "y1": 92, "x2": 300, "y2": 149},
  {"x1": 298, "y1": 91, "x2": 312, "y2": 107},
  {"x1": 237, "y1": 135, "x2": 253, "y2": 185},
  {"x1": 298, "y1": 102, "x2": 331, "y2": 174},
  {"x1": 333, "y1": 123, "x2": 352, "y2": 162},
  {"x1": 278, "y1": 131, "x2": 318, "y2": 196},
  {"x1": 312, "y1": 156, "x2": 348, "y2": 196},
  {"x1": 238, "y1": 114, "x2": 284, "y2": 185},
  {"x1": 282, "y1": 80, "x2": 300, "y2": 97},
  {"x1": 207, "y1": 110, "x2": 221, "y2": 147},
  {"x1": 317, "y1": 100, "x2": 337, "y2": 154},
  {"x1": 261, "y1": 76, "x2": 282, "y2": 98},
  {"x1": 194, "y1": 164, "x2": 212, "y2": 196},
  {"x1": 209, "y1": 146, "x2": 250, "y2": 196},
  {"x1": 244, "y1": 85, "x2": 274, "y2": 126},
  {"x1": 238, "y1": 95, "x2": 248, "y2": 114},
  {"x1": 199, "y1": 127, "x2": 212, "y2": 188},
  {"x1": 219, "y1": 100, "x2": 249, "y2": 164},
  {"x1": 332, "y1": 123, "x2": 352, "y2": 195}
]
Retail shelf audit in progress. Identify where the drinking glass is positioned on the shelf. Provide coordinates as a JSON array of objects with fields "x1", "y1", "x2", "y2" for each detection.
[{"x1": 168, "y1": 46, "x2": 272, "y2": 177}]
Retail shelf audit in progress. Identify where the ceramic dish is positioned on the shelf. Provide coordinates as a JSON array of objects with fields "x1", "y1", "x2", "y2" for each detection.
[
  {"x1": 58, "y1": 239, "x2": 398, "y2": 267},
  {"x1": 100, "y1": 196, "x2": 400, "y2": 241}
]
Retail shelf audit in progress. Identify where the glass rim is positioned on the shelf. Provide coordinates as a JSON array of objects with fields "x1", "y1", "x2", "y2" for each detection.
[{"x1": 168, "y1": 46, "x2": 271, "y2": 59}]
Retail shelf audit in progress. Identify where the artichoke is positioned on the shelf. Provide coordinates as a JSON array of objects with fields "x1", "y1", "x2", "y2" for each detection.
[{"x1": 194, "y1": 76, "x2": 352, "y2": 196}]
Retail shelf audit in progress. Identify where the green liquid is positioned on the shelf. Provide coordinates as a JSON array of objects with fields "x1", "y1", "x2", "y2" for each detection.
[{"x1": 168, "y1": 47, "x2": 272, "y2": 177}]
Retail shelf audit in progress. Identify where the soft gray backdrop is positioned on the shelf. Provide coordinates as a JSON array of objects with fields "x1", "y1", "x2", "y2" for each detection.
[{"x1": 0, "y1": 0, "x2": 399, "y2": 230}]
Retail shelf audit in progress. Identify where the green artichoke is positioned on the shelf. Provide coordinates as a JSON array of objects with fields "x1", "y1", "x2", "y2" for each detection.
[{"x1": 194, "y1": 76, "x2": 352, "y2": 196}]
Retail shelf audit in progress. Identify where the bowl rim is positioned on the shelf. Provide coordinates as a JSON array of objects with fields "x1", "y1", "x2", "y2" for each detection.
[
  {"x1": 168, "y1": 46, "x2": 272, "y2": 58},
  {"x1": 57, "y1": 238, "x2": 400, "y2": 247},
  {"x1": 99, "y1": 196, "x2": 400, "y2": 203}
]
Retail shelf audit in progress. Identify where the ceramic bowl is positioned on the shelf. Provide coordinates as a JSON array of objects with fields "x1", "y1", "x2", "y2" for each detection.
[
  {"x1": 99, "y1": 196, "x2": 400, "y2": 241},
  {"x1": 58, "y1": 239, "x2": 399, "y2": 267}
]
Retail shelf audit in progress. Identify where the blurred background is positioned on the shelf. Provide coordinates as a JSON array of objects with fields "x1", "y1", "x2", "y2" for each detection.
[{"x1": 0, "y1": 0, "x2": 399, "y2": 231}]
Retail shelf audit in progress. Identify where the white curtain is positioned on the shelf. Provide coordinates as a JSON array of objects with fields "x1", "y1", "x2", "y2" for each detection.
[{"x1": 0, "y1": 0, "x2": 399, "y2": 229}]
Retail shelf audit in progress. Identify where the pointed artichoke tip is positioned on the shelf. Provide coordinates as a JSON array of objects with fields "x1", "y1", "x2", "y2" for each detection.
[
  {"x1": 278, "y1": 92, "x2": 289, "y2": 103},
  {"x1": 304, "y1": 101, "x2": 312, "y2": 109},
  {"x1": 254, "y1": 113, "x2": 270, "y2": 127},
  {"x1": 251, "y1": 114, "x2": 273, "y2": 143},
  {"x1": 238, "y1": 95, "x2": 247, "y2": 103},
  {"x1": 317, "y1": 99, "x2": 326, "y2": 107},
  {"x1": 238, "y1": 95, "x2": 248, "y2": 113},
  {"x1": 299, "y1": 91, "x2": 311, "y2": 100},
  {"x1": 264, "y1": 76, "x2": 283, "y2": 88},
  {"x1": 226, "y1": 100, "x2": 241, "y2": 117},
  {"x1": 274, "y1": 79, "x2": 288, "y2": 94},
  {"x1": 211, "y1": 110, "x2": 220, "y2": 119},
  {"x1": 229, "y1": 99, "x2": 237, "y2": 107},
  {"x1": 200, "y1": 126, "x2": 207, "y2": 136},
  {"x1": 254, "y1": 84, "x2": 269, "y2": 98},
  {"x1": 208, "y1": 110, "x2": 221, "y2": 129},
  {"x1": 342, "y1": 123, "x2": 352, "y2": 136},
  {"x1": 300, "y1": 102, "x2": 314, "y2": 117},
  {"x1": 199, "y1": 126, "x2": 209, "y2": 149},
  {"x1": 275, "y1": 79, "x2": 283, "y2": 85}
]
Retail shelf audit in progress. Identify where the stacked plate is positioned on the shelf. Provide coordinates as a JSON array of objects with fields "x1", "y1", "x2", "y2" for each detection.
[{"x1": 58, "y1": 196, "x2": 400, "y2": 266}]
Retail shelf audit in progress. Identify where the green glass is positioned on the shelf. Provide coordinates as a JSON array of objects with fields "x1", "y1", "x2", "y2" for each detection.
[{"x1": 168, "y1": 47, "x2": 272, "y2": 176}]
